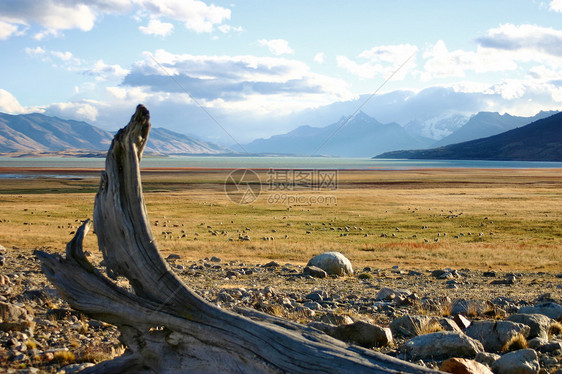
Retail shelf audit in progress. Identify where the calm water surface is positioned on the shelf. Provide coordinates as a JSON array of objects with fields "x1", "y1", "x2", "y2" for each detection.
[{"x1": 1, "y1": 156, "x2": 562, "y2": 179}]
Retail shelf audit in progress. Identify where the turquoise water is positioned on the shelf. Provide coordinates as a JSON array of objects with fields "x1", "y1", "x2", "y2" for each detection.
[{"x1": 1, "y1": 156, "x2": 562, "y2": 173}]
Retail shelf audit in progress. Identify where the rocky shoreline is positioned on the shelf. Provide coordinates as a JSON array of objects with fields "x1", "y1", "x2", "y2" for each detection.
[{"x1": 1, "y1": 246, "x2": 561, "y2": 373}]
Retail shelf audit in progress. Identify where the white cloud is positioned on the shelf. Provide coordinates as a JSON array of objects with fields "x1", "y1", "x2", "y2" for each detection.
[
  {"x1": 85, "y1": 60, "x2": 130, "y2": 81},
  {"x1": 139, "y1": 18, "x2": 174, "y2": 36},
  {"x1": 0, "y1": 89, "x2": 27, "y2": 114},
  {"x1": 45, "y1": 101, "x2": 100, "y2": 121},
  {"x1": 133, "y1": 0, "x2": 231, "y2": 33},
  {"x1": 119, "y1": 49, "x2": 353, "y2": 117},
  {"x1": 337, "y1": 44, "x2": 418, "y2": 80},
  {"x1": 0, "y1": 20, "x2": 20, "y2": 40},
  {"x1": 0, "y1": 0, "x2": 231, "y2": 39},
  {"x1": 26, "y1": 46, "x2": 128, "y2": 81},
  {"x1": 314, "y1": 52, "x2": 325, "y2": 64},
  {"x1": 476, "y1": 23, "x2": 562, "y2": 58},
  {"x1": 257, "y1": 39, "x2": 294, "y2": 56},
  {"x1": 550, "y1": 0, "x2": 562, "y2": 12}
]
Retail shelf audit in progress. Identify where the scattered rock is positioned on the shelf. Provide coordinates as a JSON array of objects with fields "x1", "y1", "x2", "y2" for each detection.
[
  {"x1": 306, "y1": 252, "x2": 353, "y2": 276},
  {"x1": 491, "y1": 348, "x2": 540, "y2": 374},
  {"x1": 302, "y1": 265, "x2": 327, "y2": 278},
  {"x1": 465, "y1": 320, "x2": 530, "y2": 352},
  {"x1": 454, "y1": 314, "x2": 472, "y2": 330},
  {"x1": 263, "y1": 261, "x2": 280, "y2": 268},
  {"x1": 375, "y1": 287, "x2": 411, "y2": 301},
  {"x1": 438, "y1": 317, "x2": 463, "y2": 333},
  {"x1": 390, "y1": 315, "x2": 437, "y2": 338},
  {"x1": 310, "y1": 320, "x2": 393, "y2": 348},
  {"x1": 401, "y1": 331, "x2": 484, "y2": 360},
  {"x1": 440, "y1": 357, "x2": 493, "y2": 374},
  {"x1": 474, "y1": 352, "x2": 501, "y2": 366},
  {"x1": 0, "y1": 301, "x2": 33, "y2": 322}
]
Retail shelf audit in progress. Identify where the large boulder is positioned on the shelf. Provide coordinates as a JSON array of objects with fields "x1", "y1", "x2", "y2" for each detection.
[
  {"x1": 306, "y1": 252, "x2": 353, "y2": 276},
  {"x1": 491, "y1": 349, "x2": 540, "y2": 374},
  {"x1": 465, "y1": 320, "x2": 530, "y2": 352},
  {"x1": 519, "y1": 302, "x2": 562, "y2": 321},
  {"x1": 506, "y1": 313, "x2": 553, "y2": 340},
  {"x1": 400, "y1": 331, "x2": 484, "y2": 360}
]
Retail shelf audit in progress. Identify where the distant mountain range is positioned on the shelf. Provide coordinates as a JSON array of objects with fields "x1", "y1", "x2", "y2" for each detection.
[
  {"x1": 244, "y1": 112, "x2": 434, "y2": 157},
  {"x1": 434, "y1": 111, "x2": 557, "y2": 147},
  {"x1": 1, "y1": 109, "x2": 560, "y2": 160},
  {"x1": 0, "y1": 112, "x2": 230, "y2": 155},
  {"x1": 376, "y1": 112, "x2": 562, "y2": 161}
]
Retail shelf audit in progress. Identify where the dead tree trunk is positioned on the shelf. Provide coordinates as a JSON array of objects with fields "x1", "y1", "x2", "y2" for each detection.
[{"x1": 36, "y1": 105, "x2": 436, "y2": 373}]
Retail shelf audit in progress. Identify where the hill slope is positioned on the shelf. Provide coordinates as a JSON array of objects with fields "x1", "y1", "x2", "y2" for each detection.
[
  {"x1": 245, "y1": 112, "x2": 433, "y2": 157},
  {"x1": 0, "y1": 112, "x2": 230, "y2": 154},
  {"x1": 375, "y1": 112, "x2": 562, "y2": 161}
]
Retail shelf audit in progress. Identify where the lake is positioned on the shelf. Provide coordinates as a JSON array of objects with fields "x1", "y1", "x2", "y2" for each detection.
[{"x1": 1, "y1": 156, "x2": 562, "y2": 178}]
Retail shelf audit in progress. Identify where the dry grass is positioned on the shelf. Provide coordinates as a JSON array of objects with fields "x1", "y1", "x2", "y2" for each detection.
[
  {"x1": 502, "y1": 333, "x2": 528, "y2": 352},
  {"x1": 1, "y1": 168, "x2": 561, "y2": 272}
]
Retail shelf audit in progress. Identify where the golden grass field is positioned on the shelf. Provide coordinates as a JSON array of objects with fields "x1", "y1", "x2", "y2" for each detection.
[{"x1": 0, "y1": 167, "x2": 561, "y2": 272}]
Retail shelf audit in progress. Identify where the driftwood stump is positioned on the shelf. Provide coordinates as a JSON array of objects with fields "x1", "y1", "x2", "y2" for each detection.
[{"x1": 36, "y1": 105, "x2": 436, "y2": 373}]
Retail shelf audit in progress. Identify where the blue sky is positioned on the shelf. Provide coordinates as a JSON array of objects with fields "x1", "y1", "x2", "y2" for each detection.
[{"x1": 1, "y1": 0, "x2": 562, "y2": 144}]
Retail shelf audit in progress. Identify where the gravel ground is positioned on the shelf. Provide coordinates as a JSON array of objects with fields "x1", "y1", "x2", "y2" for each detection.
[{"x1": 1, "y1": 246, "x2": 561, "y2": 373}]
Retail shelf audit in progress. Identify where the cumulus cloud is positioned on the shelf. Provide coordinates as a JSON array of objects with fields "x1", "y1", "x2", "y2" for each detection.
[
  {"x1": 257, "y1": 39, "x2": 294, "y2": 56},
  {"x1": 476, "y1": 23, "x2": 562, "y2": 57},
  {"x1": 0, "y1": 20, "x2": 22, "y2": 40},
  {"x1": 337, "y1": 44, "x2": 418, "y2": 79},
  {"x1": 133, "y1": 0, "x2": 231, "y2": 33},
  {"x1": 125, "y1": 50, "x2": 351, "y2": 100},
  {"x1": 421, "y1": 40, "x2": 518, "y2": 80},
  {"x1": 550, "y1": 0, "x2": 562, "y2": 12},
  {"x1": 0, "y1": 0, "x2": 231, "y2": 39},
  {"x1": 139, "y1": 19, "x2": 174, "y2": 36},
  {"x1": 0, "y1": 89, "x2": 27, "y2": 114},
  {"x1": 44, "y1": 100, "x2": 100, "y2": 121},
  {"x1": 117, "y1": 50, "x2": 353, "y2": 118},
  {"x1": 313, "y1": 52, "x2": 325, "y2": 64}
]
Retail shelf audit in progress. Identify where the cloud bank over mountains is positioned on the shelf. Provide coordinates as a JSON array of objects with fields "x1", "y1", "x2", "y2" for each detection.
[{"x1": 0, "y1": 1, "x2": 561, "y2": 145}]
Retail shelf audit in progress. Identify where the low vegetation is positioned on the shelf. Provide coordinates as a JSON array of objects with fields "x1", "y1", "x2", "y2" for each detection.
[{"x1": 0, "y1": 168, "x2": 561, "y2": 272}]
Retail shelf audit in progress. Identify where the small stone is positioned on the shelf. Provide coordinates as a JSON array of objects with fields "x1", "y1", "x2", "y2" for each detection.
[
  {"x1": 263, "y1": 261, "x2": 280, "y2": 268},
  {"x1": 210, "y1": 256, "x2": 221, "y2": 263}
]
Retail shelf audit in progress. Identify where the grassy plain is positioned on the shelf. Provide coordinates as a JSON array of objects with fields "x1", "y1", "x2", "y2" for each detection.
[{"x1": 0, "y1": 168, "x2": 561, "y2": 272}]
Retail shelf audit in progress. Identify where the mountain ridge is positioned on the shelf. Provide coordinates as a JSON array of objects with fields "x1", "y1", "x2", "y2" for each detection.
[
  {"x1": 0, "y1": 112, "x2": 231, "y2": 155},
  {"x1": 244, "y1": 111, "x2": 434, "y2": 157},
  {"x1": 375, "y1": 111, "x2": 562, "y2": 161}
]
